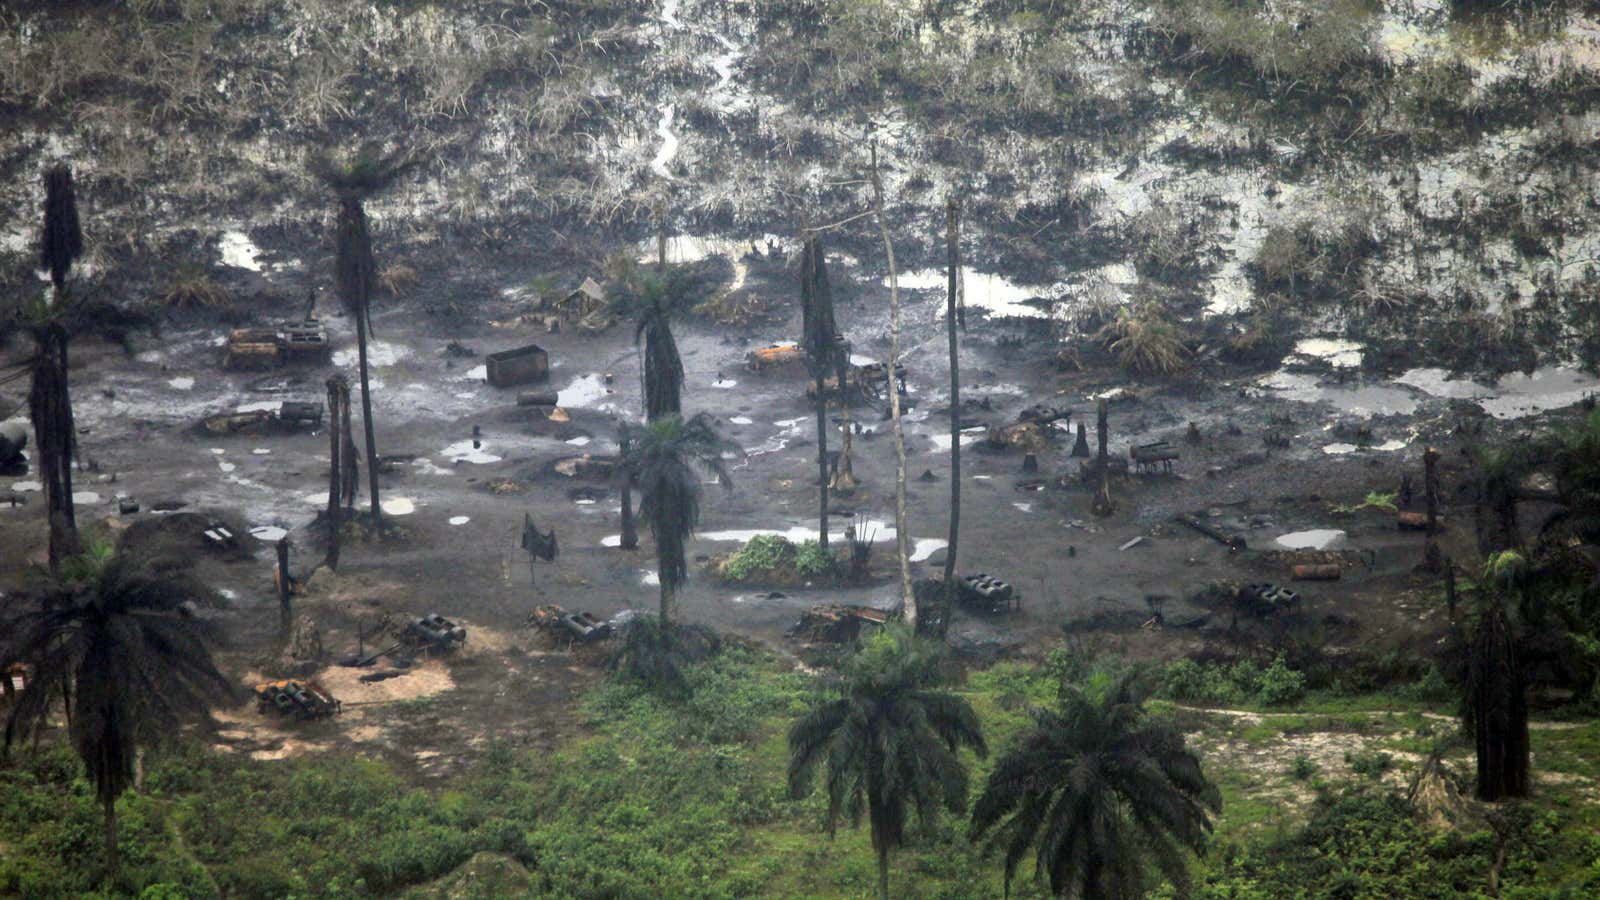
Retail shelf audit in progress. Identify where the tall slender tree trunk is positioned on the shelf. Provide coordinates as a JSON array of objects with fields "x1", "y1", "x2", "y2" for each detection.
[
  {"x1": 659, "y1": 581, "x2": 672, "y2": 628},
  {"x1": 941, "y1": 199, "x2": 962, "y2": 638},
  {"x1": 815, "y1": 367, "x2": 830, "y2": 553},
  {"x1": 876, "y1": 847, "x2": 889, "y2": 900},
  {"x1": 324, "y1": 376, "x2": 343, "y2": 569},
  {"x1": 32, "y1": 326, "x2": 79, "y2": 573},
  {"x1": 276, "y1": 537, "x2": 293, "y2": 638},
  {"x1": 870, "y1": 143, "x2": 914, "y2": 627},
  {"x1": 103, "y1": 794, "x2": 118, "y2": 879},
  {"x1": 355, "y1": 313, "x2": 382, "y2": 530}
]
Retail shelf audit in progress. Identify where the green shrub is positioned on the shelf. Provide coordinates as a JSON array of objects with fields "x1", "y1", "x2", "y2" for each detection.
[
  {"x1": 722, "y1": 534, "x2": 797, "y2": 581},
  {"x1": 794, "y1": 540, "x2": 834, "y2": 577},
  {"x1": 1256, "y1": 656, "x2": 1307, "y2": 706},
  {"x1": 1345, "y1": 749, "x2": 1393, "y2": 779},
  {"x1": 1290, "y1": 755, "x2": 1320, "y2": 781}
]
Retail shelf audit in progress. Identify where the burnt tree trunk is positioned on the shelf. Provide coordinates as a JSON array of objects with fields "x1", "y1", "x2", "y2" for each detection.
[
  {"x1": 941, "y1": 198, "x2": 962, "y2": 638},
  {"x1": 324, "y1": 376, "x2": 344, "y2": 569},
  {"x1": 1469, "y1": 599, "x2": 1530, "y2": 801}
]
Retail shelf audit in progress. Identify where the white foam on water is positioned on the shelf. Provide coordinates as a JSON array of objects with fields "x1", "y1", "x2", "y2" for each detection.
[
  {"x1": 1014, "y1": 502, "x2": 1032, "y2": 512},
  {"x1": 567, "y1": 436, "x2": 592, "y2": 447},
  {"x1": 601, "y1": 534, "x2": 622, "y2": 547},
  {"x1": 713, "y1": 378, "x2": 738, "y2": 389},
  {"x1": 449, "y1": 515, "x2": 470, "y2": 526},
  {"x1": 557, "y1": 373, "x2": 612, "y2": 410},
  {"x1": 641, "y1": 570, "x2": 660, "y2": 586},
  {"x1": 729, "y1": 416, "x2": 753, "y2": 425},
  {"x1": 1399, "y1": 367, "x2": 1600, "y2": 420},
  {"x1": 219, "y1": 462, "x2": 237, "y2": 473},
  {"x1": 461, "y1": 365, "x2": 487, "y2": 381},
  {"x1": 381, "y1": 497, "x2": 416, "y2": 516},
  {"x1": 210, "y1": 448, "x2": 226, "y2": 454},
  {"x1": 168, "y1": 377, "x2": 195, "y2": 391},
  {"x1": 893, "y1": 268, "x2": 1064, "y2": 320},
  {"x1": 909, "y1": 538, "x2": 947, "y2": 563},
  {"x1": 72, "y1": 491, "x2": 100, "y2": 505},
  {"x1": 441, "y1": 439, "x2": 502, "y2": 465},
  {"x1": 1294, "y1": 338, "x2": 1364, "y2": 369},
  {"x1": 252, "y1": 448, "x2": 271, "y2": 455},
  {"x1": 11, "y1": 481, "x2": 41, "y2": 492},
  {"x1": 333, "y1": 341, "x2": 408, "y2": 368},
  {"x1": 218, "y1": 230, "x2": 262, "y2": 272},
  {"x1": 412, "y1": 458, "x2": 454, "y2": 476},
  {"x1": 249, "y1": 525, "x2": 287, "y2": 542},
  {"x1": 1274, "y1": 529, "x2": 1346, "y2": 551}
]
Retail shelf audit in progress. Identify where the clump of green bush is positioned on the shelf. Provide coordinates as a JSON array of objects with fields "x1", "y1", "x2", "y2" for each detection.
[
  {"x1": 720, "y1": 535, "x2": 836, "y2": 583},
  {"x1": 1160, "y1": 655, "x2": 1307, "y2": 706}
]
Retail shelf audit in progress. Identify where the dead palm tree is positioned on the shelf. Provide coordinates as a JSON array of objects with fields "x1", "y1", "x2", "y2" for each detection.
[
  {"x1": 1, "y1": 544, "x2": 235, "y2": 879},
  {"x1": 312, "y1": 145, "x2": 415, "y2": 531},
  {"x1": 788, "y1": 625, "x2": 986, "y2": 899},
  {"x1": 800, "y1": 235, "x2": 841, "y2": 558},
  {"x1": 621, "y1": 414, "x2": 733, "y2": 627},
  {"x1": 971, "y1": 673, "x2": 1220, "y2": 899}
]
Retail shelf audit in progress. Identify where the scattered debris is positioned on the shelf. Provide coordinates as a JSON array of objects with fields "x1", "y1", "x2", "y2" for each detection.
[
  {"x1": 224, "y1": 319, "x2": 330, "y2": 370},
  {"x1": 790, "y1": 604, "x2": 890, "y2": 643},
  {"x1": 1174, "y1": 514, "x2": 1248, "y2": 552},
  {"x1": 254, "y1": 679, "x2": 340, "y2": 720},
  {"x1": 1131, "y1": 441, "x2": 1180, "y2": 474},
  {"x1": 746, "y1": 343, "x2": 806, "y2": 373},
  {"x1": 402, "y1": 614, "x2": 468, "y2": 655},
  {"x1": 1119, "y1": 536, "x2": 1147, "y2": 551}
]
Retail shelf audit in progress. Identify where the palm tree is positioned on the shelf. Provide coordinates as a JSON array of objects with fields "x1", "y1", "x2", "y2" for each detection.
[
  {"x1": 612, "y1": 267, "x2": 696, "y2": 422},
  {"x1": 15, "y1": 164, "x2": 84, "y2": 572},
  {"x1": 1, "y1": 544, "x2": 235, "y2": 878},
  {"x1": 800, "y1": 235, "x2": 841, "y2": 558},
  {"x1": 5, "y1": 164, "x2": 152, "y2": 573},
  {"x1": 1467, "y1": 553, "x2": 1531, "y2": 801},
  {"x1": 621, "y1": 414, "x2": 733, "y2": 626},
  {"x1": 610, "y1": 267, "x2": 697, "y2": 550},
  {"x1": 788, "y1": 625, "x2": 986, "y2": 899},
  {"x1": 971, "y1": 674, "x2": 1221, "y2": 899},
  {"x1": 312, "y1": 145, "x2": 415, "y2": 530}
]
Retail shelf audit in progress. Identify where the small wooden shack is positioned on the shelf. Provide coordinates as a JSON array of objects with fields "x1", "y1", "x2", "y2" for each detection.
[{"x1": 486, "y1": 343, "x2": 550, "y2": 388}]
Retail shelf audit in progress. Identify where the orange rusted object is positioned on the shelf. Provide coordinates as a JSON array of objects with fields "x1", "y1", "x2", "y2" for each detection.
[{"x1": 1292, "y1": 564, "x2": 1342, "y2": 581}]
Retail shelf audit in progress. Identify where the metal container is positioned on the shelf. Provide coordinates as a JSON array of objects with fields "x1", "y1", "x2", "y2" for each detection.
[{"x1": 485, "y1": 343, "x2": 549, "y2": 388}]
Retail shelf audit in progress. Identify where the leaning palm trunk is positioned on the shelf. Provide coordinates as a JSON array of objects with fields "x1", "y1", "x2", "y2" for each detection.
[
  {"x1": 941, "y1": 198, "x2": 962, "y2": 638},
  {"x1": 869, "y1": 144, "x2": 914, "y2": 625}
]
